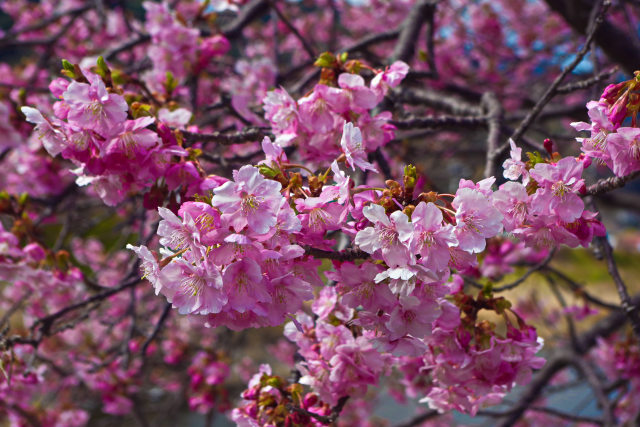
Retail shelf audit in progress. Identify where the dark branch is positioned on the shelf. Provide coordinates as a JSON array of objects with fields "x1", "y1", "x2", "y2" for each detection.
[
  {"x1": 391, "y1": 115, "x2": 487, "y2": 130},
  {"x1": 501, "y1": 0, "x2": 610, "y2": 156},
  {"x1": 556, "y1": 66, "x2": 618, "y2": 94},
  {"x1": 181, "y1": 127, "x2": 271, "y2": 146},
  {"x1": 585, "y1": 171, "x2": 640, "y2": 195},
  {"x1": 595, "y1": 235, "x2": 640, "y2": 340},
  {"x1": 390, "y1": 0, "x2": 438, "y2": 64},
  {"x1": 304, "y1": 247, "x2": 370, "y2": 261},
  {"x1": 221, "y1": 0, "x2": 269, "y2": 39}
]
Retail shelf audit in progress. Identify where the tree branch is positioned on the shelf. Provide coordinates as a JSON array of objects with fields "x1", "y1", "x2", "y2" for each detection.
[{"x1": 390, "y1": 0, "x2": 438, "y2": 64}]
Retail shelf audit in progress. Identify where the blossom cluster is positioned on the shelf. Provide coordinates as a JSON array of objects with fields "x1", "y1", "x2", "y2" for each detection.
[
  {"x1": 3, "y1": 0, "x2": 639, "y2": 425},
  {"x1": 127, "y1": 63, "x2": 609, "y2": 417},
  {"x1": 264, "y1": 60, "x2": 408, "y2": 164},
  {"x1": 573, "y1": 73, "x2": 640, "y2": 177},
  {"x1": 21, "y1": 67, "x2": 201, "y2": 206}
]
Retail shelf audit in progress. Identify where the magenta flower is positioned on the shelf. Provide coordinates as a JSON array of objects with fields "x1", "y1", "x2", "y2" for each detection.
[
  {"x1": 104, "y1": 117, "x2": 158, "y2": 157},
  {"x1": 605, "y1": 127, "x2": 640, "y2": 177},
  {"x1": 340, "y1": 122, "x2": 377, "y2": 172},
  {"x1": 211, "y1": 165, "x2": 283, "y2": 235},
  {"x1": 410, "y1": 202, "x2": 457, "y2": 272},
  {"x1": 126, "y1": 244, "x2": 163, "y2": 294},
  {"x1": 298, "y1": 85, "x2": 338, "y2": 134},
  {"x1": 263, "y1": 88, "x2": 298, "y2": 134},
  {"x1": 62, "y1": 76, "x2": 128, "y2": 137},
  {"x1": 295, "y1": 195, "x2": 346, "y2": 236},
  {"x1": 572, "y1": 101, "x2": 617, "y2": 164},
  {"x1": 355, "y1": 204, "x2": 413, "y2": 267},
  {"x1": 157, "y1": 207, "x2": 202, "y2": 254},
  {"x1": 492, "y1": 182, "x2": 530, "y2": 231},
  {"x1": 161, "y1": 258, "x2": 226, "y2": 315},
  {"x1": 502, "y1": 139, "x2": 529, "y2": 184},
  {"x1": 453, "y1": 188, "x2": 503, "y2": 253},
  {"x1": 329, "y1": 262, "x2": 395, "y2": 312},
  {"x1": 371, "y1": 60, "x2": 410, "y2": 100},
  {"x1": 529, "y1": 157, "x2": 584, "y2": 221},
  {"x1": 337, "y1": 73, "x2": 378, "y2": 112},
  {"x1": 223, "y1": 259, "x2": 271, "y2": 314},
  {"x1": 321, "y1": 160, "x2": 351, "y2": 206},
  {"x1": 385, "y1": 295, "x2": 441, "y2": 340},
  {"x1": 21, "y1": 106, "x2": 66, "y2": 156}
]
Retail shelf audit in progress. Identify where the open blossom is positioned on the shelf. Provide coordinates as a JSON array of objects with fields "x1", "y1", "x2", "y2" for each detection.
[
  {"x1": 529, "y1": 157, "x2": 584, "y2": 221},
  {"x1": 323, "y1": 161, "x2": 351, "y2": 205},
  {"x1": 492, "y1": 182, "x2": 530, "y2": 231},
  {"x1": 355, "y1": 204, "x2": 413, "y2": 267},
  {"x1": 223, "y1": 259, "x2": 271, "y2": 313},
  {"x1": 453, "y1": 188, "x2": 503, "y2": 253},
  {"x1": 161, "y1": 258, "x2": 226, "y2": 315},
  {"x1": 328, "y1": 262, "x2": 395, "y2": 312},
  {"x1": 21, "y1": 107, "x2": 66, "y2": 156},
  {"x1": 298, "y1": 85, "x2": 338, "y2": 134},
  {"x1": 340, "y1": 122, "x2": 377, "y2": 172},
  {"x1": 295, "y1": 195, "x2": 346, "y2": 236},
  {"x1": 605, "y1": 127, "x2": 640, "y2": 177},
  {"x1": 157, "y1": 206, "x2": 202, "y2": 253},
  {"x1": 336, "y1": 73, "x2": 378, "y2": 112},
  {"x1": 410, "y1": 202, "x2": 457, "y2": 272},
  {"x1": 103, "y1": 117, "x2": 158, "y2": 157},
  {"x1": 371, "y1": 60, "x2": 410, "y2": 100},
  {"x1": 502, "y1": 139, "x2": 529, "y2": 183},
  {"x1": 385, "y1": 295, "x2": 441, "y2": 340},
  {"x1": 211, "y1": 165, "x2": 283, "y2": 234},
  {"x1": 62, "y1": 75, "x2": 128, "y2": 137},
  {"x1": 263, "y1": 87, "x2": 298, "y2": 134},
  {"x1": 126, "y1": 244, "x2": 163, "y2": 294},
  {"x1": 572, "y1": 100, "x2": 617, "y2": 164}
]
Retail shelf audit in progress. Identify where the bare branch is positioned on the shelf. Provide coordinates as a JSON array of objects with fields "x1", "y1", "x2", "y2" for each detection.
[
  {"x1": 556, "y1": 66, "x2": 618, "y2": 94},
  {"x1": 482, "y1": 92, "x2": 503, "y2": 178},
  {"x1": 493, "y1": 249, "x2": 556, "y2": 292},
  {"x1": 141, "y1": 302, "x2": 172, "y2": 357},
  {"x1": 585, "y1": 170, "x2": 640, "y2": 195},
  {"x1": 304, "y1": 246, "x2": 370, "y2": 261},
  {"x1": 390, "y1": 0, "x2": 438, "y2": 64},
  {"x1": 499, "y1": 0, "x2": 611, "y2": 157},
  {"x1": 595, "y1": 235, "x2": 640, "y2": 340},
  {"x1": 181, "y1": 127, "x2": 271, "y2": 146},
  {"x1": 269, "y1": 1, "x2": 316, "y2": 59},
  {"x1": 391, "y1": 115, "x2": 487, "y2": 130},
  {"x1": 221, "y1": 0, "x2": 270, "y2": 39}
]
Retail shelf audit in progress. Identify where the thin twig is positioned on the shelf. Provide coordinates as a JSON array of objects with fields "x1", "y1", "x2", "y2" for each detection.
[
  {"x1": 556, "y1": 67, "x2": 618, "y2": 94},
  {"x1": 497, "y1": 0, "x2": 611, "y2": 158},
  {"x1": 573, "y1": 357, "x2": 615, "y2": 427},
  {"x1": 493, "y1": 249, "x2": 556, "y2": 292},
  {"x1": 391, "y1": 115, "x2": 487, "y2": 130},
  {"x1": 304, "y1": 247, "x2": 369, "y2": 261},
  {"x1": 141, "y1": 302, "x2": 172, "y2": 357},
  {"x1": 181, "y1": 127, "x2": 271, "y2": 146},
  {"x1": 595, "y1": 235, "x2": 640, "y2": 340},
  {"x1": 269, "y1": 0, "x2": 316, "y2": 58}
]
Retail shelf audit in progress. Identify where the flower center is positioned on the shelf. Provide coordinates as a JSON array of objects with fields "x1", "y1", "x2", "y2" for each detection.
[
  {"x1": 181, "y1": 274, "x2": 205, "y2": 297},
  {"x1": 463, "y1": 214, "x2": 480, "y2": 233},
  {"x1": 630, "y1": 139, "x2": 640, "y2": 160},
  {"x1": 241, "y1": 194, "x2": 261, "y2": 214},
  {"x1": 379, "y1": 227, "x2": 398, "y2": 248},
  {"x1": 552, "y1": 181, "x2": 570, "y2": 200}
]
